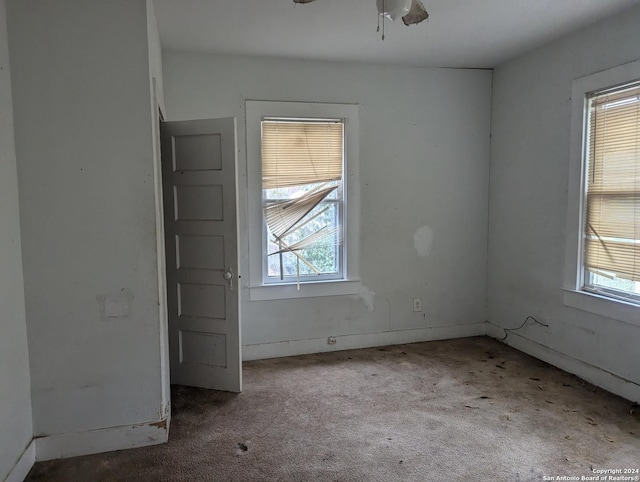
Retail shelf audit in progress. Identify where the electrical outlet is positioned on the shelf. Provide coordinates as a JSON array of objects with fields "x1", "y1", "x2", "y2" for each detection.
[
  {"x1": 327, "y1": 336, "x2": 337, "y2": 345},
  {"x1": 413, "y1": 298, "x2": 422, "y2": 312}
]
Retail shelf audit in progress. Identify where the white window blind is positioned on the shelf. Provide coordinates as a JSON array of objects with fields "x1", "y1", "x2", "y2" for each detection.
[
  {"x1": 584, "y1": 82, "x2": 640, "y2": 298},
  {"x1": 262, "y1": 120, "x2": 343, "y2": 189},
  {"x1": 261, "y1": 119, "x2": 344, "y2": 284}
]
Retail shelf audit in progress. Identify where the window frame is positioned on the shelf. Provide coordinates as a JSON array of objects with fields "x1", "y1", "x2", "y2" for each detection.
[
  {"x1": 245, "y1": 101, "x2": 361, "y2": 301},
  {"x1": 563, "y1": 59, "x2": 640, "y2": 326}
]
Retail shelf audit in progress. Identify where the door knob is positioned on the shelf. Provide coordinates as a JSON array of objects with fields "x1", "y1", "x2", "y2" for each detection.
[{"x1": 223, "y1": 268, "x2": 234, "y2": 290}]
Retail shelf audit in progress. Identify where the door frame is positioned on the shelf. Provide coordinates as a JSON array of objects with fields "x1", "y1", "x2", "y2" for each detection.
[{"x1": 151, "y1": 78, "x2": 171, "y2": 425}]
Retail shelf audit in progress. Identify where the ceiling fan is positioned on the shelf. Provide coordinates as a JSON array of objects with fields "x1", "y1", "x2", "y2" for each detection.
[{"x1": 292, "y1": 0, "x2": 429, "y2": 39}]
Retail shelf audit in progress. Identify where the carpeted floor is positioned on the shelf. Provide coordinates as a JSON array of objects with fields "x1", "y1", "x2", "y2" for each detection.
[{"x1": 27, "y1": 337, "x2": 640, "y2": 481}]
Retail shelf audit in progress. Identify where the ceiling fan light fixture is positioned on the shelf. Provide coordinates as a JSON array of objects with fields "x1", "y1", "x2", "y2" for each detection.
[
  {"x1": 376, "y1": 0, "x2": 412, "y2": 21},
  {"x1": 402, "y1": 0, "x2": 429, "y2": 26}
]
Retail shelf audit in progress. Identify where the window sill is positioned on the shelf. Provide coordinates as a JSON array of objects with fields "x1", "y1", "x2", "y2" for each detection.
[
  {"x1": 248, "y1": 279, "x2": 362, "y2": 301},
  {"x1": 562, "y1": 289, "x2": 640, "y2": 327}
]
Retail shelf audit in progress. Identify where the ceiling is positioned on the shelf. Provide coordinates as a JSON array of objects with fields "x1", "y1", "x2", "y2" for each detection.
[{"x1": 153, "y1": 0, "x2": 639, "y2": 69}]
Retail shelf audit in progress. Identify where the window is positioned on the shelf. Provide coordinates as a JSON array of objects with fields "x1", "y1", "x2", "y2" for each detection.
[
  {"x1": 582, "y1": 82, "x2": 640, "y2": 304},
  {"x1": 246, "y1": 101, "x2": 361, "y2": 301},
  {"x1": 262, "y1": 118, "x2": 344, "y2": 284},
  {"x1": 564, "y1": 59, "x2": 640, "y2": 324}
]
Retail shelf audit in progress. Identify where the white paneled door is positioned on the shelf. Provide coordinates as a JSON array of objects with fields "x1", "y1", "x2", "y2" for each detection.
[{"x1": 161, "y1": 118, "x2": 241, "y2": 392}]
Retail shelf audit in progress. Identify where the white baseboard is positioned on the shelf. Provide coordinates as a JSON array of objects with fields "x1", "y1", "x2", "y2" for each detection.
[
  {"x1": 486, "y1": 321, "x2": 640, "y2": 403},
  {"x1": 242, "y1": 322, "x2": 487, "y2": 361},
  {"x1": 35, "y1": 419, "x2": 169, "y2": 462},
  {"x1": 5, "y1": 439, "x2": 35, "y2": 482}
]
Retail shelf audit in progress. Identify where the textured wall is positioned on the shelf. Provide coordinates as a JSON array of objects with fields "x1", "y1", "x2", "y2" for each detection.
[
  {"x1": 488, "y1": 4, "x2": 640, "y2": 400},
  {"x1": 0, "y1": 0, "x2": 33, "y2": 477},
  {"x1": 164, "y1": 53, "x2": 492, "y2": 356},
  {"x1": 8, "y1": 0, "x2": 166, "y2": 444}
]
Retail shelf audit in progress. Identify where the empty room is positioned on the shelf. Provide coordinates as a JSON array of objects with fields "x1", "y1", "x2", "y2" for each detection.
[{"x1": 1, "y1": 0, "x2": 639, "y2": 480}]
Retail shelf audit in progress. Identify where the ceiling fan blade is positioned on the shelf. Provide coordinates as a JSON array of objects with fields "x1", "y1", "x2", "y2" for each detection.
[{"x1": 402, "y1": 0, "x2": 429, "y2": 26}]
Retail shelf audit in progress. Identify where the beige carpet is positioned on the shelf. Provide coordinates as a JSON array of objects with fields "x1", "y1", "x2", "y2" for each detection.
[{"x1": 27, "y1": 337, "x2": 640, "y2": 481}]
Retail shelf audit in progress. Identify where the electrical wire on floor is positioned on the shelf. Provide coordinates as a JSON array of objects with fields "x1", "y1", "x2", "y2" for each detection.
[{"x1": 495, "y1": 315, "x2": 548, "y2": 341}]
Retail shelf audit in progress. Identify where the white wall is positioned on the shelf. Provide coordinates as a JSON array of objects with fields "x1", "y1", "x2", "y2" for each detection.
[
  {"x1": 0, "y1": 0, "x2": 34, "y2": 478},
  {"x1": 147, "y1": 0, "x2": 165, "y2": 115},
  {"x1": 7, "y1": 0, "x2": 168, "y2": 459},
  {"x1": 488, "y1": 4, "x2": 640, "y2": 401},
  {"x1": 163, "y1": 53, "x2": 492, "y2": 358}
]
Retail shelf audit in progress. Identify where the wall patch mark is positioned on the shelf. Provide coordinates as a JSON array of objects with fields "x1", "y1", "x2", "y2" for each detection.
[{"x1": 413, "y1": 226, "x2": 434, "y2": 257}]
